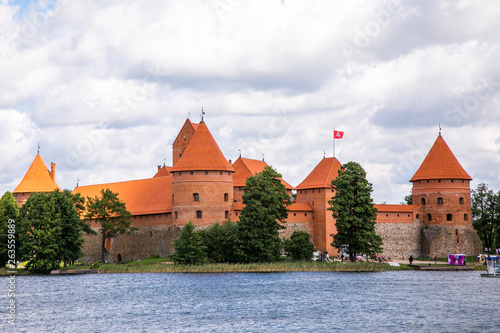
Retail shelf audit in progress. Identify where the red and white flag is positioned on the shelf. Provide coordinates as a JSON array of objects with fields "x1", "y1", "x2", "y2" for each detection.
[{"x1": 334, "y1": 130, "x2": 344, "y2": 139}]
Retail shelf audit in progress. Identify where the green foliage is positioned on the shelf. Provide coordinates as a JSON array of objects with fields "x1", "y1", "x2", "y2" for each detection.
[
  {"x1": 237, "y1": 166, "x2": 292, "y2": 263},
  {"x1": 0, "y1": 192, "x2": 20, "y2": 267},
  {"x1": 172, "y1": 221, "x2": 206, "y2": 265},
  {"x1": 199, "y1": 221, "x2": 239, "y2": 263},
  {"x1": 401, "y1": 191, "x2": 413, "y2": 205},
  {"x1": 84, "y1": 188, "x2": 136, "y2": 263},
  {"x1": 283, "y1": 231, "x2": 316, "y2": 260},
  {"x1": 89, "y1": 262, "x2": 101, "y2": 269},
  {"x1": 329, "y1": 161, "x2": 382, "y2": 262},
  {"x1": 472, "y1": 183, "x2": 500, "y2": 250},
  {"x1": 17, "y1": 190, "x2": 91, "y2": 273}
]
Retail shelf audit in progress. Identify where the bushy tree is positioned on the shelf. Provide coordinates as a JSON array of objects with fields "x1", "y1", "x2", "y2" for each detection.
[
  {"x1": 172, "y1": 221, "x2": 206, "y2": 264},
  {"x1": 0, "y1": 192, "x2": 20, "y2": 267},
  {"x1": 85, "y1": 189, "x2": 136, "y2": 263},
  {"x1": 283, "y1": 231, "x2": 316, "y2": 260},
  {"x1": 199, "y1": 221, "x2": 239, "y2": 263},
  {"x1": 18, "y1": 193, "x2": 60, "y2": 273},
  {"x1": 472, "y1": 183, "x2": 500, "y2": 251},
  {"x1": 237, "y1": 166, "x2": 291, "y2": 263},
  {"x1": 329, "y1": 161, "x2": 382, "y2": 262}
]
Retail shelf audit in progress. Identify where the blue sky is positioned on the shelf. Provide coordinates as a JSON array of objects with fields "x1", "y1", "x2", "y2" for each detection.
[{"x1": 1, "y1": 0, "x2": 500, "y2": 204}]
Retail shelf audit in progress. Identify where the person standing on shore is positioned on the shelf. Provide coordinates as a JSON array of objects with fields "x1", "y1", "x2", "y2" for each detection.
[{"x1": 409, "y1": 255, "x2": 413, "y2": 265}]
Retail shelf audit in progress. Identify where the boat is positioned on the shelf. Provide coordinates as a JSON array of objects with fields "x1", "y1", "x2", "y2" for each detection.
[{"x1": 481, "y1": 256, "x2": 500, "y2": 278}]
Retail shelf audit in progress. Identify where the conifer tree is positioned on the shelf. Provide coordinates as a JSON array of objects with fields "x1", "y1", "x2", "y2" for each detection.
[
  {"x1": 329, "y1": 161, "x2": 382, "y2": 261},
  {"x1": 237, "y1": 166, "x2": 291, "y2": 262},
  {"x1": 172, "y1": 221, "x2": 206, "y2": 264},
  {"x1": 0, "y1": 191, "x2": 20, "y2": 267},
  {"x1": 85, "y1": 189, "x2": 136, "y2": 263},
  {"x1": 472, "y1": 183, "x2": 500, "y2": 251}
]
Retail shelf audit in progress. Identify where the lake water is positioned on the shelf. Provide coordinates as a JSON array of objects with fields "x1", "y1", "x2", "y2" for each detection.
[{"x1": 1, "y1": 271, "x2": 498, "y2": 332}]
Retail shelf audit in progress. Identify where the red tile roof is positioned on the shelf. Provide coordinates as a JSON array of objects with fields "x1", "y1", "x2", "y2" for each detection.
[
  {"x1": 72, "y1": 177, "x2": 172, "y2": 216},
  {"x1": 374, "y1": 204, "x2": 419, "y2": 213},
  {"x1": 13, "y1": 155, "x2": 61, "y2": 193},
  {"x1": 232, "y1": 157, "x2": 294, "y2": 189},
  {"x1": 153, "y1": 166, "x2": 173, "y2": 178},
  {"x1": 171, "y1": 122, "x2": 234, "y2": 172},
  {"x1": 295, "y1": 157, "x2": 342, "y2": 189},
  {"x1": 410, "y1": 135, "x2": 472, "y2": 182}
]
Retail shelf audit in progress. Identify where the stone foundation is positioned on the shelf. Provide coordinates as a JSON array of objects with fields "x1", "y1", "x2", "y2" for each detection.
[
  {"x1": 375, "y1": 219, "x2": 423, "y2": 259},
  {"x1": 421, "y1": 225, "x2": 482, "y2": 258}
]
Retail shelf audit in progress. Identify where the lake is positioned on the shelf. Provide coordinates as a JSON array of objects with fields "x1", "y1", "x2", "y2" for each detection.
[{"x1": 1, "y1": 271, "x2": 498, "y2": 332}]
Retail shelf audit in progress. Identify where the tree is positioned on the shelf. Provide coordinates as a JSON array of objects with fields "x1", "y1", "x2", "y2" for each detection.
[
  {"x1": 401, "y1": 191, "x2": 412, "y2": 205},
  {"x1": 172, "y1": 221, "x2": 206, "y2": 264},
  {"x1": 18, "y1": 193, "x2": 61, "y2": 273},
  {"x1": 0, "y1": 192, "x2": 20, "y2": 267},
  {"x1": 283, "y1": 231, "x2": 316, "y2": 261},
  {"x1": 471, "y1": 183, "x2": 500, "y2": 251},
  {"x1": 199, "y1": 221, "x2": 239, "y2": 263},
  {"x1": 329, "y1": 161, "x2": 382, "y2": 262},
  {"x1": 84, "y1": 189, "x2": 136, "y2": 263},
  {"x1": 237, "y1": 166, "x2": 291, "y2": 262}
]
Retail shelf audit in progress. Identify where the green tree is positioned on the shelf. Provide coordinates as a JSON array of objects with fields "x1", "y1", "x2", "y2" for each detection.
[
  {"x1": 84, "y1": 189, "x2": 136, "y2": 263},
  {"x1": 329, "y1": 161, "x2": 382, "y2": 262},
  {"x1": 471, "y1": 183, "x2": 500, "y2": 251},
  {"x1": 0, "y1": 192, "x2": 20, "y2": 267},
  {"x1": 283, "y1": 231, "x2": 316, "y2": 260},
  {"x1": 50, "y1": 190, "x2": 96, "y2": 266},
  {"x1": 237, "y1": 166, "x2": 291, "y2": 263},
  {"x1": 401, "y1": 191, "x2": 412, "y2": 205},
  {"x1": 199, "y1": 221, "x2": 239, "y2": 263},
  {"x1": 172, "y1": 221, "x2": 206, "y2": 264},
  {"x1": 18, "y1": 193, "x2": 60, "y2": 273}
]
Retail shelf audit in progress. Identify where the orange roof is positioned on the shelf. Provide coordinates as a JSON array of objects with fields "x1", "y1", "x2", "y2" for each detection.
[
  {"x1": 232, "y1": 157, "x2": 294, "y2": 190},
  {"x1": 296, "y1": 157, "x2": 342, "y2": 189},
  {"x1": 374, "y1": 204, "x2": 419, "y2": 213},
  {"x1": 410, "y1": 135, "x2": 472, "y2": 182},
  {"x1": 72, "y1": 177, "x2": 172, "y2": 216},
  {"x1": 13, "y1": 154, "x2": 61, "y2": 193},
  {"x1": 153, "y1": 166, "x2": 173, "y2": 178},
  {"x1": 171, "y1": 121, "x2": 234, "y2": 172}
]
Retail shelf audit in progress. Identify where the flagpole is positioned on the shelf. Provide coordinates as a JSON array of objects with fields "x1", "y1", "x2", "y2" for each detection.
[{"x1": 333, "y1": 129, "x2": 336, "y2": 158}]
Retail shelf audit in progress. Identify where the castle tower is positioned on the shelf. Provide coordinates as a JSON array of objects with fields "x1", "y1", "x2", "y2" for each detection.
[
  {"x1": 170, "y1": 121, "x2": 234, "y2": 226},
  {"x1": 295, "y1": 157, "x2": 342, "y2": 256},
  {"x1": 410, "y1": 135, "x2": 482, "y2": 257},
  {"x1": 172, "y1": 119, "x2": 198, "y2": 166},
  {"x1": 13, "y1": 154, "x2": 61, "y2": 206}
]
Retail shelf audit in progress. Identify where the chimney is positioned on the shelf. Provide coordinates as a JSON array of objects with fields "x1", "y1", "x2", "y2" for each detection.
[
  {"x1": 158, "y1": 165, "x2": 162, "y2": 171},
  {"x1": 50, "y1": 162, "x2": 56, "y2": 181}
]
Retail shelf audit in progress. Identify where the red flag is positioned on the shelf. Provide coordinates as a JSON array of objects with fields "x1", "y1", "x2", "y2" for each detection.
[{"x1": 334, "y1": 130, "x2": 344, "y2": 139}]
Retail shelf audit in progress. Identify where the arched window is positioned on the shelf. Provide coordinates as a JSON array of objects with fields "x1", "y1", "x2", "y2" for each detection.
[
  {"x1": 175, "y1": 211, "x2": 178, "y2": 219},
  {"x1": 464, "y1": 213, "x2": 468, "y2": 221},
  {"x1": 447, "y1": 213, "x2": 452, "y2": 221},
  {"x1": 193, "y1": 193, "x2": 199, "y2": 202},
  {"x1": 416, "y1": 214, "x2": 420, "y2": 219},
  {"x1": 224, "y1": 193, "x2": 229, "y2": 202},
  {"x1": 117, "y1": 254, "x2": 122, "y2": 262},
  {"x1": 459, "y1": 197, "x2": 464, "y2": 205},
  {"x1": 225, "y1": 211, "x2": 230, "y2": 219},
  {"x1": 437, "y1": 198, "x2": 443, "y2": 205},
  {"x1": 196, "y1": 210, "x2": 202, "y2": 218},
  {"x1": 426, "y1": 214, "x2": 432, "y2": 222},
  {"x1": 421, "y1": 198, "x2": 426, "y2": 205}
]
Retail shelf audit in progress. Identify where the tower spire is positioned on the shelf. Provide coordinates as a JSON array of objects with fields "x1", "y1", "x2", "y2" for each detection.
[
  {"x1": 439, "y1": 124, "x2": 442, "y2": 137},
  {"x1": 37, "y1": 142, "x2": 40, "y2": 155},
  {"x1": 201, "y1": 107, "x2": 205, "y2": 123}
]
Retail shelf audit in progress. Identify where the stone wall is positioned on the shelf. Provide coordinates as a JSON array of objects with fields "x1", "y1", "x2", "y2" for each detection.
[
  {"x1": 375, "y1": 219, "x2": 423, "y2": 259},
  {"x1": 421, "y1": 225, "x2": 482, "y2": 258},
  {"x1": 79, "y1": 225, "x2": 181, "y2": 263}
]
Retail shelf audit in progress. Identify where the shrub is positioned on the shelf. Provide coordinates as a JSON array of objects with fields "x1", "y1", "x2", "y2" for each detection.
[{"x1": 283, "y1": 231, "x2": 316, "y2": 261}]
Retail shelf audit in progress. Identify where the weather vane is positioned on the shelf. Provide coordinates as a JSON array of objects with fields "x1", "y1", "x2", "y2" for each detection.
[{"x1": 201, "y1": 107, "x2": 205, "y2": 122}]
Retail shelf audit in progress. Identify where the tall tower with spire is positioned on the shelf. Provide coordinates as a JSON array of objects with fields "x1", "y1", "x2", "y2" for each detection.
[
  {"x1": 170, "y1": 121, "x2": 234, "y2": 226},
  {"x1": 410, "y1": 135, "x2": 481, "y2": 257}
]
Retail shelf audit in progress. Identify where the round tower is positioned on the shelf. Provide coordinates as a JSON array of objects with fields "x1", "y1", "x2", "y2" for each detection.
[
  {"x1": 410, "y1": 134, "x2": 481, "y2": 257},
  {"x1": 171, "y1": 121, "x2": 234, "y2": 227}
]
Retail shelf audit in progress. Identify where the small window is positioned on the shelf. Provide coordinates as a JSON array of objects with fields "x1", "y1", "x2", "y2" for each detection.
[
  {"x1": 150, "y1": 231, "x2": 153, "y2": 238},
  {"x1": 312, "y1": 201, "x2": 314, "y2": 207},
  {"x1": 172, "y1": 194, "x2": 174, "y2": 203},
  {"x1": 408, "y1": 214, "x2": 410, "y2": 217},
  {"x1": 205, "y1": 171, "x2": 208, "y2": 175},
  {"x1": 319, "y1": 189, "x2": 321, "y2": 193},
  {"x1": 196, "y1": 210, "x2": 202, "y2": 219},
  {"x1": 397, "y1": 214, "x2": 399, "y2": 217},
  {"x1": 386, "y1": 214, "x2": 388, "y2": 217},
  {"x1": 191, "y1": 171, "x2": 193, "y2": 175},
  {"x1": 193, "y1": 193, "x2": 199, "y2": 201},
  {"x1": 225, "y1": 211, "x2": 229, "y2": 219},
  {"x1": 459, "y1": 197, "x2": 464, "y2": 205},
  {"x1": 175, "y1": 211, "x2": 178, "y2": 219},
  {"x1": 220, "y1": 171, "x2": 222, "y2": 175},
  {"x1": 304, "y1": 213, "x2": 307, "y2": 216},
  {"x1": 447, "y1": 214, "x2": 452, "y2": 221},
  {"x1": 464, "y1": 213, "x2": 468, "y2": 221},
  {"x1": 455, "y1": 229, "x2": 460, "y2": 236},
  {"x1": 236, "y1": 212, "x2": 239, "y2": 216},
  {"x1": 437, "y1": 198, "x2": 443, "y2": 205},
  {"x1": 416, "y1": 214, "x2": 420, "y2": 219},
  {"x1": 451, "y1": 179, "x2": 454, "y2": 183},
  {"x1": 293, "y1": 213, "x2": 296, "y2": 216},
  {"x1": 438, "y1": 180, "x2": 441, "y2": 183},
  {"x1": 421, "y1": 198, "x2": 426, "y2": 205},
  {"x1": 305, "y1": 191, "x2": 307, "y2": 194},
  {"x1": 426, "y1": 214, "x2": 432, "y2": 221},
  {"x1": 312, "y1": 189, "x2": 315, "y2": 193},
  {"x1": 224, "y1": 193, "x2": 229, "y2": 202}
]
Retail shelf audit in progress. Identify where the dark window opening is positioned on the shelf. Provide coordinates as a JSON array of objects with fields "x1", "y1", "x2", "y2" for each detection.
[
  {"x1": 117, "y1": 254, "x2": 122, "y2": 262},
  {"x1": 421, "y1": 198, "x2": 426, "y2": 205},
  {"x1": 196, "y1": 211, "x2": 202, "y2": 219},
  {"x1": 437, "y1": 198, "x2": 443, "y2": 205},
  {"x1": 224, "y1": 193, "x2": 229, "y2": 202},
  {"x1": 459, "y1": 197, "x2": 464, "y2": 205},
  {"x1": 193, "y1": 193, "x2": 199, "y2": 201},
  {"x1": 225, "y1": 211, "x2": 229, "y2": 219},
  {"x1": 175, "y1": 211, "x2": 178, "y2": 219},
  {"x1": 464, "y1": 213, "x2": 468, "y2": 221},
  {"x1": 447, "y1": 214, "x2": 452, "y2": 221},
  {"x1": 426, "y1": 214, "x2": 432, "y2": 222}
]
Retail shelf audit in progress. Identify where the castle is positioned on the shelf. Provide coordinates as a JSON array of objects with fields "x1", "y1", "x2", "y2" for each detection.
[{"x1": 12, "y1": 118, "x2": 482, "y2": 262}]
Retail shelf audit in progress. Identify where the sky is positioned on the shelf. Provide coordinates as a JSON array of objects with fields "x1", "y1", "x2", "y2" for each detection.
[{"x1": 1, "y1": 0, "x2": 500, "y2": 204}]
